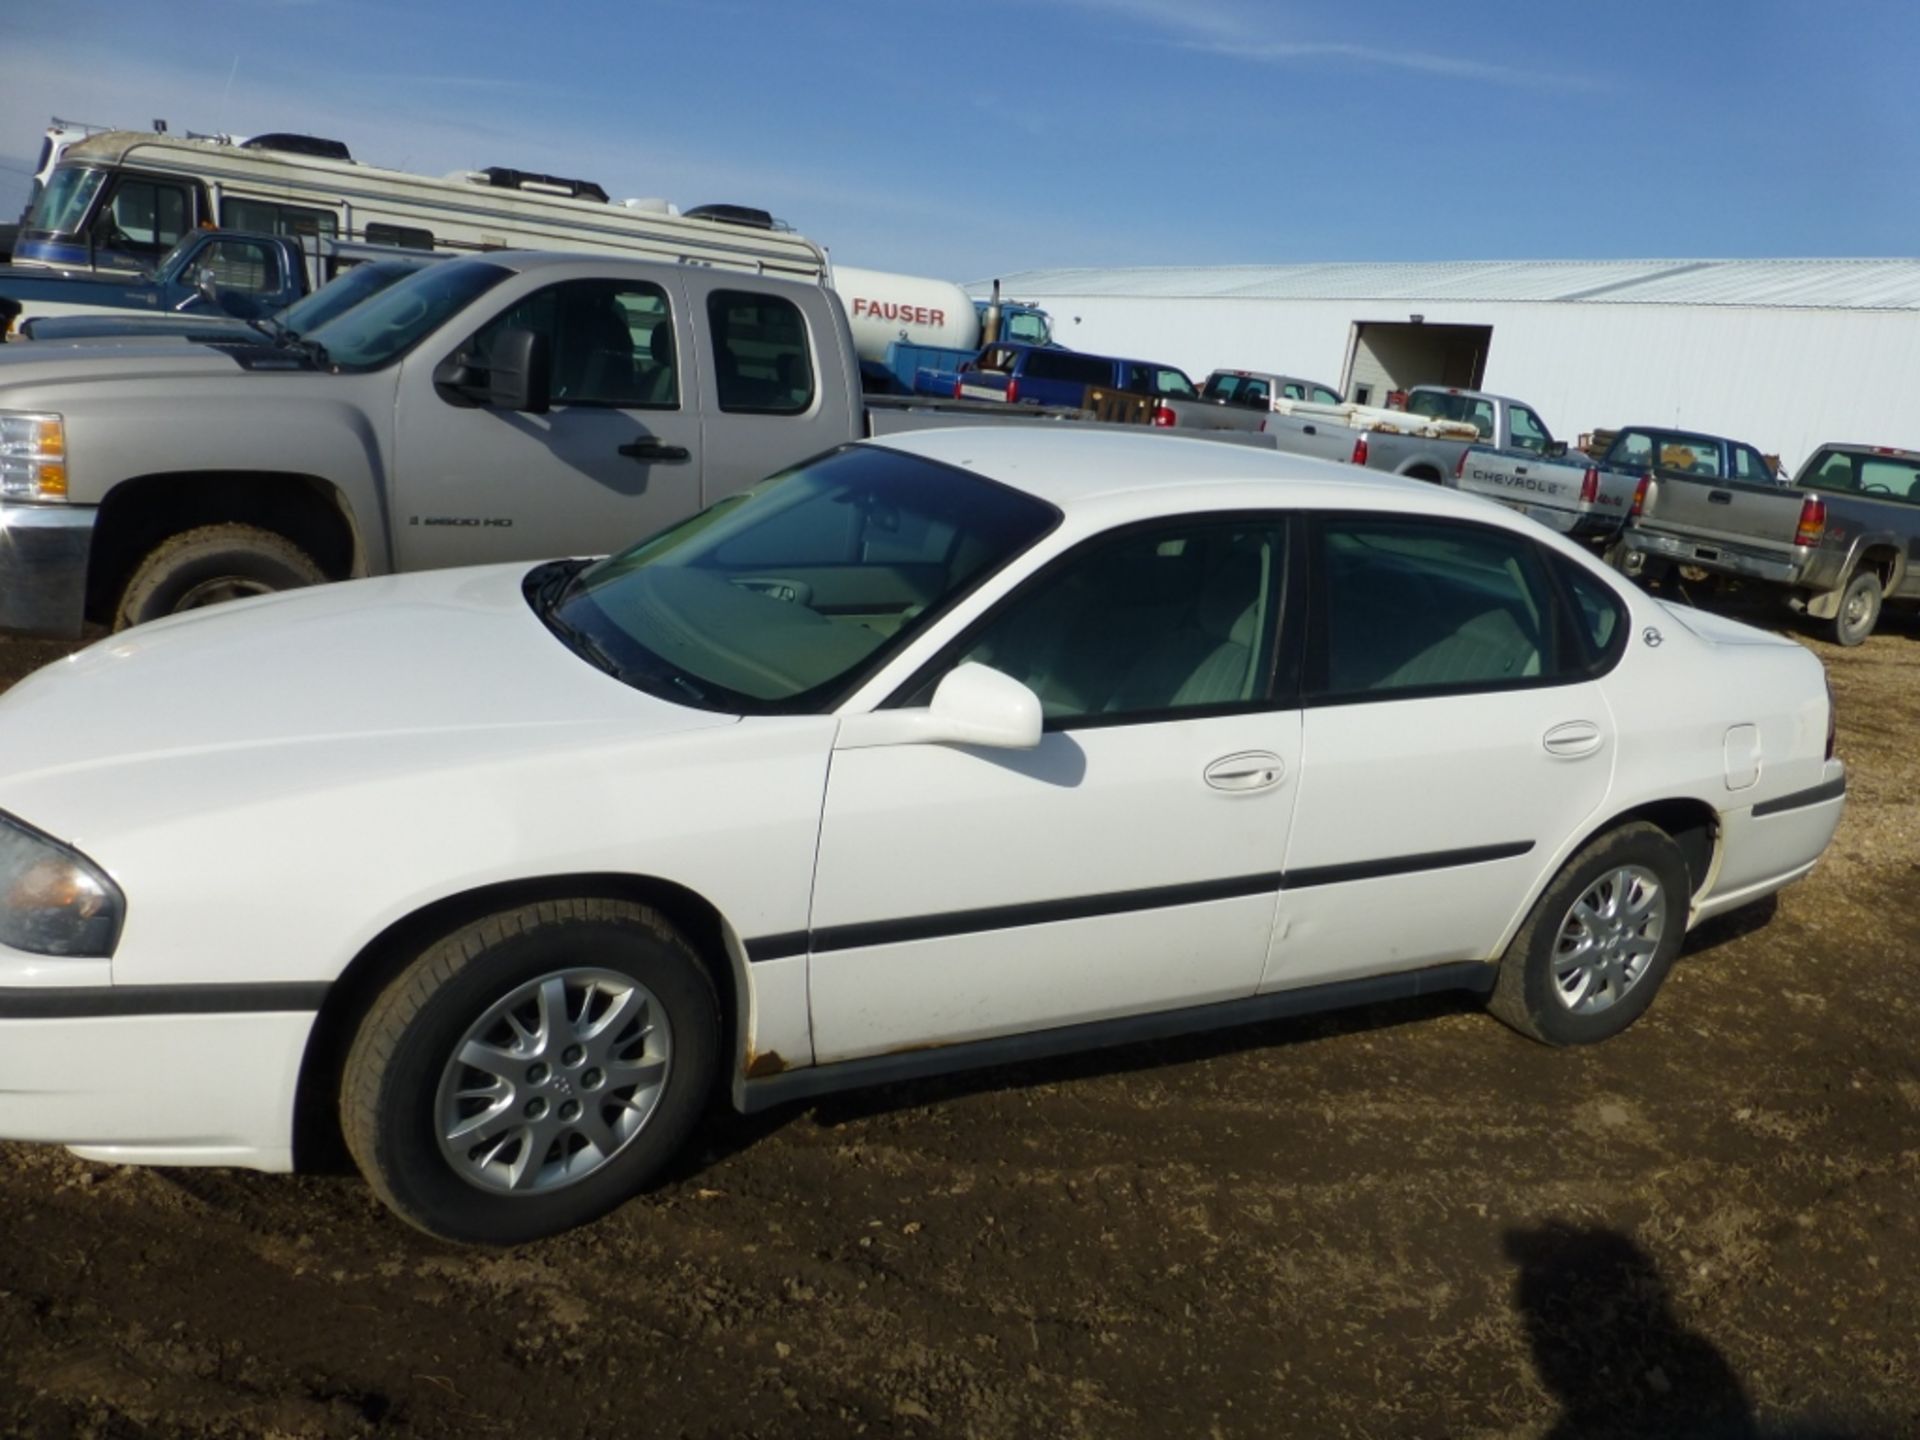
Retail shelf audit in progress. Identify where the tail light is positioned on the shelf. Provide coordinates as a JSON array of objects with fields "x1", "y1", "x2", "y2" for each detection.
[
  {"x1": 1629, "y1": 473, "x2": 1652, "y2": 518},
  {"x1": 1824, "y1": 673, "x2": 1837, "y2": 760},
  {"x1": 1006, "y1": 377, "x2": 1020, "y2": 405},
  {"x1": 1350, "y1": 434, "x2": 1370, "y2": 466},
  {"x1": 1579, "y1": 467, "x2": 1600, "y2": 505},
  {"x1": 1151, "y1": 404, "x2": 1176, "y2": 428},
  {"x1": 1795, "y1": 494, "x2": 1827, "y2": 547},
  {"x1": 1453, "y1": 447, "x2": 1468, "y2": 480},
  {"x1": 952, "y1": 377, "x2": 964, "y2": 399},
  {"x1": 1258, "y1": 418, "x2": 1268, "y2": 433}
]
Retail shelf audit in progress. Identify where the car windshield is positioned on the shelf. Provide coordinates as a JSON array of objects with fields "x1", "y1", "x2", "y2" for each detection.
[
  {"x1": 279, "y1": 261, "x2": 426, "y2": 333},
  {"x1": 304, "y1": 258, "x2": 511, "y2": 371},
  {"x1": 540, "y1": 445, "x2": 1059, "y2": 713},
  {"x1": 25, "y1": 166, "x2": 104, "y2": 235}
]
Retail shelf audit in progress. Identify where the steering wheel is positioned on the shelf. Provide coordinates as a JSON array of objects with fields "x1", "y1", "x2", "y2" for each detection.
[
  {"x1": 730, "y1": 576, "x2": 813, "y2": 606},
  {"x1": 1863, "y1": 483, "x2": 1892, "y2": 494}
]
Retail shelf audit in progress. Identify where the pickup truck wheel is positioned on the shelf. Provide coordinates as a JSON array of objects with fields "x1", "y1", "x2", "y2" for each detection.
[
  {"x1": 1829, "y1": 571, "x2": 1882, "y2": 647},
  {"x1": 340, "y1": 899, "x2": 720, "y2": 1245},
  {"x1": 1488, "y1": 823, "x2": 1690, "y2": 1047},
  {"x1": 114, "y1": 523, "x2": 327, "y2": 630}
]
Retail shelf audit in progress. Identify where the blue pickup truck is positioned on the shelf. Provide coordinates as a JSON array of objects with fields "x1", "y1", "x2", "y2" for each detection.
[
  {"x1": 947, "y1": 341, "x2": 1199, "y2": 410},
  {"x1": 0, "y1": 228, "x2": 427, "y2": 339}
]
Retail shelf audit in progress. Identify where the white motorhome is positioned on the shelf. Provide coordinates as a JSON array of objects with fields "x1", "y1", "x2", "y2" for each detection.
[{"x1": 13, "y1": 130, "x2": 827, "y2": 281}]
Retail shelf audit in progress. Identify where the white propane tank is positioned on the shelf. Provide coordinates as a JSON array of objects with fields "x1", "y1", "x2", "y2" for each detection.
[{"x1": 831, "y1": 266, "x2": 982, "y2": 365}]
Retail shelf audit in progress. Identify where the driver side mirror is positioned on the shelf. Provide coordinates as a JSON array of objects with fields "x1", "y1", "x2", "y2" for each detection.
[
  {"x1": 432, "y1": 327, "x2": 551, "y2": 413},
  {"x1": 834, "y1": 663, "x2": 1044, "y2": 752},
  {"x1": 1546, "y1": 440, "x2": 1569, "y2": 458}
]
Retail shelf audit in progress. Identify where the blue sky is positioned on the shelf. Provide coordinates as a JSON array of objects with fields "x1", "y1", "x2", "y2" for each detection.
[{"x1": 4, "y1": 0, "x2": 1917, "y2": 282}]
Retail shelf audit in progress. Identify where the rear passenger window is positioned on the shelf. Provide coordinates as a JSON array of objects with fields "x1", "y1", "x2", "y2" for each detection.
[
  {"x1": 1311, "y1": 518, "x2": 1566, "y2": 701},
  {"x1": 1614, "y1": 432, "x2": 1654, "y2": 470},
  {"x1": 708, "y1": 290, "x2": 814, "y2": 415},
  {"x1": 1553, "y1": 558, "x2": 1628, "y2": 674}
]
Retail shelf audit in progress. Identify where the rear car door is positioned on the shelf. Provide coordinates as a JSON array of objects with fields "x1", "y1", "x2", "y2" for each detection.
[
  {"x1": 809, "y1": 515, "x2": 1302, "y2": 1062},
  {"x1": 1265, "y1": 514, "x2": 1618, "y2": 991},
  {"x1": 392, "y1": 271, "x2": 704, "y2": 569}
]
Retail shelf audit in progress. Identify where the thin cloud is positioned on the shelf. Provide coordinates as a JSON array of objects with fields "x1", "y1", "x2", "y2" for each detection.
[{"x1": 1049, "y1": 0, "x2": 1602, "y2": 91}]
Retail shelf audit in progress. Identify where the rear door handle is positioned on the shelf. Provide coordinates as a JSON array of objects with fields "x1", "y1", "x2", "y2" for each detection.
[
  {"x1": 1542, "y1": 721, "x2": 1603, "y2": 758},
  {"x1": 618, "y1": 438, "x2": 692, "y2": 463},
  {"x1": 1204, "y1": 751, "x2": 1286, "y2": 792}
]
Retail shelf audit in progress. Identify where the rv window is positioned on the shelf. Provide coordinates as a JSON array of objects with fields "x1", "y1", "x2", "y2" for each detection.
[
  {"x1": 366, "y1": 222, "x2": 436, "y2": 251},
  {"x1": 223, "y1": 197, "x2": 339, "y2": 241},
  {"x1": 102, "y1": 178, "x2": 191, "y2": 254},
  {"x1": 199, "y1": 238, "x2": 283, "y2": 295},
  {"x1": 708, "y1": 290, "x2": 814, "y2": 416},
  {"x1": 25, "y1": 167, "x2": 106, "y2": 235}
]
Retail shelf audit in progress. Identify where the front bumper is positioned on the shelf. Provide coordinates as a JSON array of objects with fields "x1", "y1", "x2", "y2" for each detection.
[
  {"x1": 0, "y1": 980, "x2": 318, "y2": 1171},
  {"x1": 0, "y1": 502, "x2": 96, "y2": 637},
  {"x1": 1624, "y1": 527, "x2": 1807, "y2": 587}
]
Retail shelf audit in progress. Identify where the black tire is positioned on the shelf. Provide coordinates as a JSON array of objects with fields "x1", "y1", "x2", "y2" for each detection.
[
  {"x1": 113, "y1": 522, "x2": 327, "y2": 631},
  {"x1": 1488, "y1": 822, "x2": 1691, "y2": 1046},
  {"x1": 1828, "y1": 569, "x2": 1882, "y2": 647},
  {"x1": 341, "y1": 899, "x2": 720, "y2": 1245}
]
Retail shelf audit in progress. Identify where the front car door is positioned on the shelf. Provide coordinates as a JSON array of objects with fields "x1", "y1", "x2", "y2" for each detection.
[
  {"x1": 392, "y1": 269, "x2": 704, "y2": 570},
  {"x1": 1266, "y1": 514, "x2": 1621, "y2": 991},
  {"x1": 808, "y1": 514, "x2": 1303, "y2": 1063}
]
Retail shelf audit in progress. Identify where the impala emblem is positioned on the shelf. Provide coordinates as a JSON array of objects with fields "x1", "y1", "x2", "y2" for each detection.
[{"x1": 1643, "y1": 626, "x2": 1664, "y2": 648}]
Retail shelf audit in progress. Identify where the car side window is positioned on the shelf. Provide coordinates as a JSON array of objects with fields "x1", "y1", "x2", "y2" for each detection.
[
  {"x1": 1734, "y1": 446, "x2": 1776, "y2": 483},
  {"x1": 1509, "y1": 405, "x2": 1550, "y2": 454},
  {"x1": 1467, "y1": 399, "x2": 1497, "y2": 438},
  {"x1": 1310, "y1": 385, "x2": 1341, "y2": 404},
  {"x1": 1311, "y1": 517, "x2": 1566, "y2": 701},
  {"x1": 198, "y1": 238, "x2": 282, "y2": 295},
  {"x1": 1613, "y1": 431, "x2": 1654, "y2": 470},
  {"x1": 942, "y1": 519, "x2": 1286, "y2": 726},
  {"x1": 470, "y1": 279, "x2": 679, "y2": 409},
  {"x1": 708, "y1": 289, "x2": 814, "y2": 415},
  {"x1": 1552, "y1": 557, "x2": 1629, "y2": 674}
]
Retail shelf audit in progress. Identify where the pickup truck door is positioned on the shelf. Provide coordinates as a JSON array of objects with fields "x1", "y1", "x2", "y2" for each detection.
[{"x1": 390, "y1": 271, "x2": 708, "y2": 570}]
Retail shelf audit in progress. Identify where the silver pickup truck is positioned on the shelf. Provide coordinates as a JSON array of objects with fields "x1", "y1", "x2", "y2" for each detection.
[
  {"x1": 1148, "y1": 368, "x2": 1343, "y2": 433},
  {"x1": 1615, "y1": 442, "x2": 1920, "y2": 645},
  {"x1": 0, "y1": 251, "x2": 1080, "y2": 637},
  {"x1": 1455, "y1": 423, "x2": 1772, "y2": 549}
]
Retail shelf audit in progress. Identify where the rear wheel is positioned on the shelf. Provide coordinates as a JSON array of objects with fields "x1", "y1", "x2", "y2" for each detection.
[
  {"x1": 341, "y1": 899, "x2": 720, "y2": 1244},
  {"x1": 1489, "y1": 823, "x2": 1691, "y2": 1046},
  {"x1": 114, "y1": 522, "x2": 326, "y2": 630},
  {"x1": 1828, "y1": 570, "x2": 1882, "y2": 647}
]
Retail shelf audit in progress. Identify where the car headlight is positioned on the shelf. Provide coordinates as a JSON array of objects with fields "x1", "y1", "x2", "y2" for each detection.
[
  {"x1": 0, "y1": 812, "x2": 123, "y2": 957},
  {"x1": 0, "y1": 412, "x2": 68, "y2": 501}
]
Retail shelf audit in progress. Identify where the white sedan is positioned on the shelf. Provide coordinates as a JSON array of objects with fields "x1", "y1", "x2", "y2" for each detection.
[{"x1": 0, "y1": 429, "x2": 1846, "y2": 1243}]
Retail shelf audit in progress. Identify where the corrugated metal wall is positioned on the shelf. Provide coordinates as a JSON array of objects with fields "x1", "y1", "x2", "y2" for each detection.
[{"x1": 1020, "y1": 295, "x2": 1920, "y2": 472}]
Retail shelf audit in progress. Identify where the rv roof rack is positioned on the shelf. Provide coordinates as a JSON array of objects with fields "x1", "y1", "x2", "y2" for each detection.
[
  {"x1": 683, "y1": 203, "x2": 785, "y2": 231},
  {"x1": 480, "y1": 167, "x2": 610, "y2": 203},
  {"x1": 240, "y1": 133, "x2": 353, "y2": 161}
]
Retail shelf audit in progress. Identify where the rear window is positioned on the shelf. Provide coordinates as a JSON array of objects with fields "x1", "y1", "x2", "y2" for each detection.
[
  {"x1": 1802, "y1": 450, "x2": 1920, "y2": 504},
  {"x1": 1406, "y1": 390, "x2": 1495, "y2": 438}
]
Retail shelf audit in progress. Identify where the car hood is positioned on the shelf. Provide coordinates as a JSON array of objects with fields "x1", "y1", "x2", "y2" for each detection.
[
  {"x1": 0, "y1": 564, "x2": 736, "y2": 843},
  {"x1": 0, "y1": 338, "x2": 315, "y2": 391},
  {"x1": 1656, "y1": 599, "x2": 1802, "y2": 649}
]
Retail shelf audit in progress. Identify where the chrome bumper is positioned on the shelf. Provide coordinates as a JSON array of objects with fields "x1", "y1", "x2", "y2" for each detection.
[
  {"x1": 1623, "y1": 527, "x2": 1803, "y2": 585},
  {"x1": 0, "y1": 503, "x2": 96, "y2": 637}
]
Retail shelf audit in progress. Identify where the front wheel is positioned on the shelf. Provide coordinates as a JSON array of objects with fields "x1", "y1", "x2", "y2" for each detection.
[
  {"x1": 1828, "y1": 570, "x2": 1882, "y2": 647},
  {"x1": 1488, "y1": 823, "x2": 1692, "y2": 1046},
  {"x1": 341, "y1": 899, "x2": 720, "y2": 1244},
  {"x1": 114, "y1": 523, "x2": 326, "y2": 630}
]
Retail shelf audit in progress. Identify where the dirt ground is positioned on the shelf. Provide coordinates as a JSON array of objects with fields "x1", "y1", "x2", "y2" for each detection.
[{"x1": 0, "y1": 602, "x2": 1914, "y2": 1440}]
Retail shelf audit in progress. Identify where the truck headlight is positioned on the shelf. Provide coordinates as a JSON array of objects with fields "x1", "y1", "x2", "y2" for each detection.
[
  {"x1": 0, "y1": 413, "x2": 68, "y2": 500},
  {"x1": 0, "y1": 812, "x2": 123, "y2": 957}
]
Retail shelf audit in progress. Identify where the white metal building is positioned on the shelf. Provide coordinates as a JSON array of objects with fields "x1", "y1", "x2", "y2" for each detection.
[{"x1": 972, "y1": 260, "x2": 1920, "y2": 471}]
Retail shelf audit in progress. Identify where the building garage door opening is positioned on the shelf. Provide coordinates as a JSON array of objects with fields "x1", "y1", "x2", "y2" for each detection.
[{"x1": 1344, "y1": 321, "x2": 1492, "y2": 404}]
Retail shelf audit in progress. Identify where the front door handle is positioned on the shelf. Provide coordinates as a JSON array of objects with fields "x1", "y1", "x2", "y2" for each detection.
[
  {"x1": 1204, "y1": 751, "x2": 1286, "y2": 792},
  {"x1": 618, "y1": 438, "x2": 692, "y2": 463},
  {"x1": 1542, "y1": 721, "x2": 1603, "y2": 758}
]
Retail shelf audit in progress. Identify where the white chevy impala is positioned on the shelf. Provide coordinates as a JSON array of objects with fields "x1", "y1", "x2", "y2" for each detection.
[{"x1": 0, "y1": 429, "x2": 1846, "y2": 1242}]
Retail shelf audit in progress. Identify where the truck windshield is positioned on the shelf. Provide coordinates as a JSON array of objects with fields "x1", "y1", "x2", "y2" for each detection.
[
  {"x1": 539, "y1": 445, "x2": 1059, "y2": 713},
  {"x1": 304, "y1": 258, "x2": 512, "y2": 371},
  {"x1": 280, "y1": 261, "x2": 427, "y2": 334},
  {"x1": 24, "y1": 166, "x2": 105, "y2": 236}
]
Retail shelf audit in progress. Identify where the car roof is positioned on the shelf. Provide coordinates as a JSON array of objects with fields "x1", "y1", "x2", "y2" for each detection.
[{"x1": 867, "y1": 426, "x2": 1511, "y2": 525}]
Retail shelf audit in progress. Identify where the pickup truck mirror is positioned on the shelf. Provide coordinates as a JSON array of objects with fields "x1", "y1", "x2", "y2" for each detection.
[
  {"x1": 1547, "y1": 440, "x2": 1569, "y2": 458},
  {"x1": 483, "y1": 328, "x2": 552, "y2": 414}
]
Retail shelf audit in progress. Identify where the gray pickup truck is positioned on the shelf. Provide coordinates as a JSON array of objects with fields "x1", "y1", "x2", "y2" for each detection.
[
  {"x1": 1150, "y1": 368, "x2": 1344, "y2": 434},
  {"x1": 1455, "y1": 423, "x2": 1773, "y2": 549},
  {"x1": 0, "y1": 251, "x2": 1083, "y2": 637},
  {"x1": 1615, "y1": 442, "x2": 1920, "y2": 645}
]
